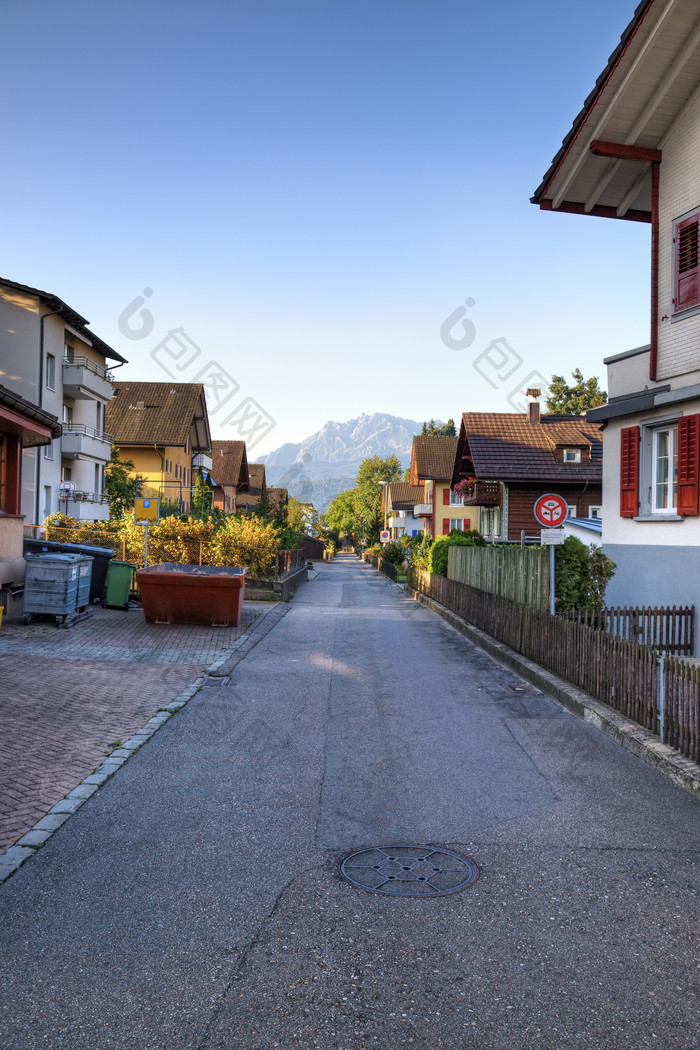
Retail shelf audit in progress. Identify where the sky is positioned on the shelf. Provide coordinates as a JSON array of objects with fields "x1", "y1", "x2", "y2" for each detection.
[{"x1": 3, "y1": 0, "x2": 652, "y2": 458}]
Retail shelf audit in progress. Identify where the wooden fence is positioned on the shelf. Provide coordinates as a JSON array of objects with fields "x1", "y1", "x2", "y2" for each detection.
[
  {"x1": 408, "y1": 568, "x2": 700, "y2": 764},
  {"x1": 448, "y1": 544, "x2": 549, "y2": 609},
  {"x1": 563, "y1": 606, "x2": 695, "y2": 656}
]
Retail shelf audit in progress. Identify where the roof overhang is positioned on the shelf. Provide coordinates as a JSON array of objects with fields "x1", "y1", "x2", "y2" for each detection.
[{"x1": 532, "y1": 0, "x2": 700, "y2": 222}]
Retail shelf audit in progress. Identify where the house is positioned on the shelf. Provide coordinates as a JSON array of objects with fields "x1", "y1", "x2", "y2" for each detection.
[
  {"x1": 532, "y1": 0, "x2": 700, "y2": 629},
  {"x1": 409, "y1": 435, "x2": 472, "y2": 538},
  {"x1": 0, "y1": 384, "x2": 62, "y2": 615},
  {"x1": 451, "y1": 394, "x2": 603, "y2": 542},
  {"x1": 210, "y1": 440, "x2": 249, "y2": 512},
  {"x1": 384, "y1": 482, "x2": 427, "y2": 539},
  {"x1": 236, "y1": 463, "x2": 267, "y2": 515},
  {"x1": 0, "y1": 277, "x2": 127, "y2": 524},
  {"x1": 105, "y1": 382, "x2": 212, "y2": 514}
]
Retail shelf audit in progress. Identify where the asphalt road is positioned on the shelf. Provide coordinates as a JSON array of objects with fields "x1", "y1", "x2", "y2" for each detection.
[{"x1": 1, "y1": 555, "x2": 699, "y2": 1049}]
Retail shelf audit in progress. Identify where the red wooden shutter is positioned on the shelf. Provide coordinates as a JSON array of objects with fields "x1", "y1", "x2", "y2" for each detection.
[
  {"x1": 464, "y1": 518, "x2": 471, "y2": 530},
  {"x1": 442, "y1": 518, "x2": 450, "y2": 535},
  {"x1": 442, "y1": 487, "x2": 450, "y2": 505},
  {"x1": 675, "y1": 214, "x2": 700, "y2": 311},
  {"x1": 620, "y1": 426, "x2": 640, "y2": 517},
  {"x1": 678, "y1": 414, "x2": 700, "y2": 515}
]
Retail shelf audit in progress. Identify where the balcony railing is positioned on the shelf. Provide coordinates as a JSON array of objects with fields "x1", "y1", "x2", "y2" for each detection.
[
  {"x1": 62, "y1": 424, "x2": 113, "y2": 443},
  {"x1": 64, "y1": 491, "x2": 111, "y2": 504},
  {"x1": 461, "y1": 480, "x2": 500, "y2": 506},
  {"x1": 63, "y1": 356, "x2": 114, "y2": 383},
  {"x1": 414, "y1": 503, "x2": 432, "y2": 517}
]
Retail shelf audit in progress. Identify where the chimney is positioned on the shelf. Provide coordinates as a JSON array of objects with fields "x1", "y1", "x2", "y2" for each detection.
[{"x1": 526, "y1": 388, "x2": 541, "y2": 425}]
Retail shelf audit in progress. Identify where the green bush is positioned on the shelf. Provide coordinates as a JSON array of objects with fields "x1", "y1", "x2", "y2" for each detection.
[
  {"x1": 382, "y1": 541, "x2": 406, "y2": 566},
  {"x1": 555, "y1": 536, "x2": 615, "y2": 610},
  {"x1": 428, "y1": 528, "x2": 485, "y2": 576}
]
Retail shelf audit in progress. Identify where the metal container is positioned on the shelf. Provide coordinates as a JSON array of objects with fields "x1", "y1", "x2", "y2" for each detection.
[
  {"x1": 136, "y1": 563, "x2": 247, "y2": 627},
  {"x1": 24, "y1": 539, "x2": 115, "y2": 603},
  {"x1": 23, "y1": 553, "x2": 93, "y2": 624}
]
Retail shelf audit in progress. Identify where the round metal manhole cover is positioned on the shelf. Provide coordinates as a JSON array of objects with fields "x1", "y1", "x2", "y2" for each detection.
[{"x1": 340, "y1": 846, "x2": 479, "y2": 897}]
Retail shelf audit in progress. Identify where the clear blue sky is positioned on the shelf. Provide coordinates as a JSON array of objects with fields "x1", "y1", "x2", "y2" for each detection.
[{"x1": 3, "y1": 0, "x2": 650, "y2": 456}]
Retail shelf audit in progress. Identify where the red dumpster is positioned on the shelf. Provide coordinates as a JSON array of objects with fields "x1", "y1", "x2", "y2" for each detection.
[{"x1": 136, "y1": 563, "x2": 247, "y2": 627}]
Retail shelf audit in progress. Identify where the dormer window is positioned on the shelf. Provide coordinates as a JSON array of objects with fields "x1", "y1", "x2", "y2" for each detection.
[{"x1": 563, "y1": 448, "x2": 581, "y2": 463}]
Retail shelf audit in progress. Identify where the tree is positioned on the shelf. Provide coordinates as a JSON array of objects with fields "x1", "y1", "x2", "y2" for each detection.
[
  {"x1": 546, "y1": 370, "x2": 607, "y2": 415},
  {"x1": 192, "y1": 467, "x2": 213, "y2": 518},
  {"x1": 325, "y1": 489, "x2": 358, "y2": 539},
  {"x1": 104, "y1": 446, "x2": 143, "y2": 521},
  {"x1": 421, "y1": 418, "x2": 456, "y2": 436},
  {"x1": 355, "y1": 454, "x2": 403, "y2": 543}
]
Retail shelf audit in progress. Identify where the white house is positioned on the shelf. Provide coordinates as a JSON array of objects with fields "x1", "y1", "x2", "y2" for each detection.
[
  {"x1": 0, "y1": 278, "x2": 127, "y2": 524},
  {"x1": 532, "y1": 0, "x2": 700, "y2": 645}
]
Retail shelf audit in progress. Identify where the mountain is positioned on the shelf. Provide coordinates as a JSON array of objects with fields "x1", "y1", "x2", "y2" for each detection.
[{"x1": 258, "y1": 412, "x2": 423, "y2": 513}]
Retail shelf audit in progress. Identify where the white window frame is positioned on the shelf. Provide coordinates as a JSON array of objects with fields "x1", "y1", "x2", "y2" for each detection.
[
  {"x1": 449, "y1": 489, "x2": 465, "y2": 506},
  {"x1": 566, "y1": 504, "x2": 577, "y2": 518},
  {"x1": 45, "y1": 353, "x2": 56, "y2": 391},
  {"x1": 589, "y1": 505, "x2": 602, "y2": 519},
  {"x1": 563, "y1": 448, "x2": 581, "y2": 463},
  {"x1": 43, "y1": 440, "x2": 54, "y2": 461},
  {"x1": 651, "y1": 424, "x2": 678, "y2": 514}
]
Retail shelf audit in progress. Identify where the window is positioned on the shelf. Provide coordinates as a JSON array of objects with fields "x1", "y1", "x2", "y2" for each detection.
[
  {"x1": 63, "y1": 404, "x2": 73, "y2": 425},
  {"x1": 622, "y1": 416, "x2": 700, "y2": 518},
  {"x1": 184, "y1": 467, "x2": 189, "y2": 487},
  {"x1": 566, "y1": 504, "x2": 577, "y2": 518},
  {"x1": 45, "y1": 353, "x2": 56, "y2": 390},
  {"x1": 674, "y1": 211, "x2": 700, "y2": 312},
  {"x1": 64, "y1": 344, "x2": 75, "y2": 362},
  {"x1": 165, "y1": 459, "x2": 172, "y2": 474},
  {"x1": 563, "y1": 448, "x2": 581, "y2": 463},
  {"x1": 175, "y1": 463, "x2": 182, "y2": 480},
  {"x1": 589, "y1": 505, "x2": 602, "y2": 519},
  {"x1": 185, "y1": 435, "x2": 190, "y2": 455},
  {"x1": 652, "y1": 426, "x2": 678, "y2": 512},
  {"x1": 450, "y1": 489, "x2": 465, "y2": 505},
  {"x1": 43, "y1": 440, "x2": 54, "y2": 461}
]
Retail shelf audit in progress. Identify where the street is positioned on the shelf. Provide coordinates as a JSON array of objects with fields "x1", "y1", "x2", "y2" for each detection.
[{"x1": 1, "y1": 555, "x2": 699, "y2": 1049}]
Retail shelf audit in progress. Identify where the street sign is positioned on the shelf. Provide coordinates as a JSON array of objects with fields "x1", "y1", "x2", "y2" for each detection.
[
  {"x1": 134, "y1": 497, "x2": 160, "y2": 524},
  {"x1": 533, "y1": 493, "x2": 568, "y2": 528},
  {"x1": 541, "y1": 528, "x2": 566, "y2": 545},
  {"x1": 380, "y1": 530, "x2": 390, "y2": 542}
]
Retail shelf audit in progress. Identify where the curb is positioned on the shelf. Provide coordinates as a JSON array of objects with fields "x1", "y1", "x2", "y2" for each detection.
[
  {"x1": 406, "y1": 585, "x2": 700, "y2": 802},
  {"x1": 0, "y1": 602, "x2": 287, "y2": 885}
]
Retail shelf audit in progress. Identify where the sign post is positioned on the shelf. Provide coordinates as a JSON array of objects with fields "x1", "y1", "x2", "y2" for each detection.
[
  {"x1": 533, "y1": 494, "x2": 568, "y2": 616},
  {"x1": 134, "y1": 497, "x2": 160, "y2": 567}
]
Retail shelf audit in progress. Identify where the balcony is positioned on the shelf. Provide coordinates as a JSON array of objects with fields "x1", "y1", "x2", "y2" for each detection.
[
  {"x1": 61, "y1": 424, "x2": 114, "y2": 461},
  {"x1": 388, "y1": 516, "x2": 406, "y2": 529},
  {"x1": 461, "y1": 480, "x2": 500, "y2": 506},
  {"x1": 64, "y1": 491, "x2": 111, "y2": 522},
  {"x1": 414, "y1": 503, "x2": 432, "y2": 517},
  {"x1": 62, "y1": 356, "x2": 115, "y2": 401}
]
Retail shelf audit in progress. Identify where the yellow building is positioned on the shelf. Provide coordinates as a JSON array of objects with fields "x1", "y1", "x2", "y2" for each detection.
[{"x1": 105, "y1": 382, "x2": 211, "y2": 513}]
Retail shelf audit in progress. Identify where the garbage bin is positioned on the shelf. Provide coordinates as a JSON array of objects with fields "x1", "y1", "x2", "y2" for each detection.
[
  {"x1": 136, "y1": 563, "x2": 247, "y2": 626},
  {"x1": 23, "y1": 553, "x2": 94, "y2": 625},
  {"x1": 104, "y1": 560, "x2": 136, "y2": 610},
  {"x1": 23, "y1": 539, "x2": 115, "y2": 603}
]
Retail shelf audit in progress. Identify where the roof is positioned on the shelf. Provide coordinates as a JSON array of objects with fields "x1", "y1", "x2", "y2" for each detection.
[
  {"x1": 387, "y1": 482, "x2": 425, "y2": 511},
  {"x1": 268, "y1": 487, "x2": 288, "y2": 505},
  {"x1": 411, "y1": 435, "x2": 458, "y2": 481},
  {"x1": 0, "y1": 384, "x2": 62, "y2": 446},
  {"x1": 532, "y1": 0, "x2": 700, "y2": 222},
  {"x1": 105, "y1": 382, "x2": 211, "y2": 450},
  {"x1": 0, "y1": 277, "x2": 127, "y2": 363},
  {"x1": 456, "y1": 412, "x2": 603, "y2": 483},
  {"x1": 210, "y1": 440, "x2": 249, "y2": 490}
]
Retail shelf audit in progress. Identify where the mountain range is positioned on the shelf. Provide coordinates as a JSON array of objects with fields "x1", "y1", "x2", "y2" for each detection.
[{"x1": 257, "y1": 412, "x2": 424, "y2": 513}]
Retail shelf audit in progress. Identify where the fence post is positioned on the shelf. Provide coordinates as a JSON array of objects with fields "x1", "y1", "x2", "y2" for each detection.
[{"x1": 658, "y1": 654, "x2": 665, "y2": 742}]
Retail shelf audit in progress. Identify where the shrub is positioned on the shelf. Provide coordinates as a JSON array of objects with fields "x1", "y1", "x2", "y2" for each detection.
[
  {"x1": 428, "y1": 528, "x2": 486, "y2": 576},
  {"x1": 555, "y1": 536, "x2": 616, "y2": 610},
  {"x1": 382, "y1": 541, "x2": 406, "y2": 566}
]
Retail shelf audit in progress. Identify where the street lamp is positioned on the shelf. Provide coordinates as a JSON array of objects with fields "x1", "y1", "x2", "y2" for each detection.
[
  {"x1": 379, "y1": 481, "x2": 389, "y2": 537},
  {"x1": 360, "y1": 515, "x2": 365, "y2": 549}
]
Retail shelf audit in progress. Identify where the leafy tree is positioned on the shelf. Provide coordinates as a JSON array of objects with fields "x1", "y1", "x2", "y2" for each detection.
[
  {"x1": 355, "y1": 454, "x2": 403, "y2": 543},
  {"x1": 546, "y1": 370, "x2": 607, "y2": 415},
  {"x1": 192, "y1": 467, "x2": 213, "y2": 518},
  {"x1": 325, "y1": 488, "x2": 359, "y2": 539},
  {"x1": 421, "y1": 418, "x2": 456, "y2": 436},
  {"x1": 555, "y1": 536, "x2": 616, "y2": 610},
  {"x1": 104, "y1": 446, "x2": 143, "y2": 521}
]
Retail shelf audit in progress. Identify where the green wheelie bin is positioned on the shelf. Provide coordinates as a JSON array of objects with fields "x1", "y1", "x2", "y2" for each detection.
[{"x1": 104, "y1": 560, "x2": 136, "y2": 610}]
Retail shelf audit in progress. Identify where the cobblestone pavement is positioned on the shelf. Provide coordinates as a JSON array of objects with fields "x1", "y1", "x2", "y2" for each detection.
[{"x1": 0, "y1": 601, "x2": 266, "y2": 854}]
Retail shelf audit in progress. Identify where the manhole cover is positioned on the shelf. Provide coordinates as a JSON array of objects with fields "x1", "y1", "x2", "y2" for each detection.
[{"x1": 340, "y1": 846, "x2": 479, "y2": 897}]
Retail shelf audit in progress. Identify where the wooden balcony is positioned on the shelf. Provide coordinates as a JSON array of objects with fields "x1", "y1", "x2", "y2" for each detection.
[{"x1": 461, "y1": 481, "x2": 500, "y2": 506}]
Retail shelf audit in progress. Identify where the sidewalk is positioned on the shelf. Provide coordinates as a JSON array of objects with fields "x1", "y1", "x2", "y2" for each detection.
[{"x1": 0, "y1": 601, "x2": 268, "y2": 856}]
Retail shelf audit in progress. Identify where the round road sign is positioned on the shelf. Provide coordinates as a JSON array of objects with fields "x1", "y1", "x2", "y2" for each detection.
[
  {"x1": 380, "y1": 530, "x2": 390, "y2": 541},
  {"x1": 533, "y1": 493, "x2": 567, "y2": 528}
]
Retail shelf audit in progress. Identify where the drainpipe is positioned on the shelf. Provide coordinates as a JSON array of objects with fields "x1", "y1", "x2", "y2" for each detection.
[
  {"x1": 35, "y1": 302, "x2": 65, "y2": 528},
  {"x1": 153, "y1": 444, "x2": 165, "y2": 504}
]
